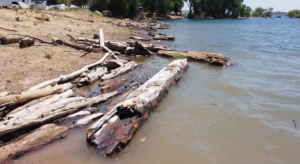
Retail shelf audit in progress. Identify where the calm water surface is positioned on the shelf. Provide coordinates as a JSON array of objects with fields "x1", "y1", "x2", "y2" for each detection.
[{"x1": 17, "y1": 18, "x2": 300, "y2": 164}]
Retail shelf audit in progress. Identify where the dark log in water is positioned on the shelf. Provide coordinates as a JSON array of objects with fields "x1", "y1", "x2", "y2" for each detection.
[
  {"x1": 86, "y1": 59, "x2": 188, "y2": 156},
  {"x1": 0, "y1": 124, "x2": 68, "y2": 163},
  {"x1": 157, "y1": 50, "x2": 235, "y2": 67}
]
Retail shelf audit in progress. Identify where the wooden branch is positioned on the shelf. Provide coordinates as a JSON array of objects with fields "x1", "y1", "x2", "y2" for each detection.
[
  {"x1": 0, "y1": 34, "x2": 53, "y2": 44},
  {"x1": 28, "y1": 53, "x2": 110, "y2": 91},
  {"x1": 86, "y1": 59, "x2": 189, "y2": 156},
  {"x1": 63, "y1": 40, "x2": 91, "y2": 51},
  {"x1": 66, "y1": 34, "x2": 77, "y2": 43},
  {"x1": 34, "y1": 16, "x2": 50, "y2": 22},
  {"x1": 0, "y1": 26, "x2": 17, "y2": 32},
  {"x1": 157, "y1": 50, "x2": 236, "y2": 66},
  {"x1": 0, "y1": 124, "x2": 68, "y2": 163},
  {"x1": 0, "y1": 91, "x2": 118, "y2": 138},
  {"x1": 0, "y1": 83, "x2": 72, "y2": 108}
]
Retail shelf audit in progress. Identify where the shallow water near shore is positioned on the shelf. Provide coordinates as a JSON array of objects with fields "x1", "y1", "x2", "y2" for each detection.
[{"x1": 16, "y1": 18, "x2": 300, "y2": 164}]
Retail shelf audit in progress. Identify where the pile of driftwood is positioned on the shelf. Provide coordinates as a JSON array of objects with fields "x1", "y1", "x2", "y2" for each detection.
[{"x1": 113, "y1": 21, "x2": 170, "y2": 31}]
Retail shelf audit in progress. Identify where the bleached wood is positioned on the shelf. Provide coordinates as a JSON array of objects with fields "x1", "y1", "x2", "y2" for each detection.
[
  {"x1": 102, "y1": 61, "x2": 138, "y2": 80},
  {"x1": 70, "y1": 113, "x2": 104, "y2": 128},
  {"x1": 77, "y1": 67, "x2": 108, "y2": 87}
]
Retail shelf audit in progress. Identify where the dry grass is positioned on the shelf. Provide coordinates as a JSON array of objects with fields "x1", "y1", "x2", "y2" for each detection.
[{"x1": 0, "y1": 9, "x2": 141, "y2": 92}]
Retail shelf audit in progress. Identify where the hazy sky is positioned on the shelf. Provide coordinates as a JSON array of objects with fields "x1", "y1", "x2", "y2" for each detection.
[{"x1": 183, "y1": 0, "x2": 300, "y2": 12}]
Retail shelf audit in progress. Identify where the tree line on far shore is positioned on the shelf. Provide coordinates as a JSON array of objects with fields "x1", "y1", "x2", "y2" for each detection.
[{"x1": 287, "y1": 10, "x2": 300, "y2": 18}]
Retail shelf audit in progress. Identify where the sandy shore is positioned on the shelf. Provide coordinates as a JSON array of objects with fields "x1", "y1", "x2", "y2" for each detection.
[{"x1": 0, "y1": 9, "x2": 140, "y2": 92}]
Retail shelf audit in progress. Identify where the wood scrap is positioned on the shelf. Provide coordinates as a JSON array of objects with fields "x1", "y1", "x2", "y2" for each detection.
[
  {"x1": 157, "y1": 50, "x2": 236, "y2": 66},
  {"x1": 0, "y1": 124, "x2": 68, "y2": 163},
  {"x1": 102, "y1": 61, "x2": 138, "y2": 80},
  {"x1": 129, "y1": 35, "x2": 150, "y2": 41},
  {"x1": 0, "y1": 83, "x2": 72, "y2": 108},
  {"x1": 0, "y1": 35, "x2": 24, "y2": 44},
  {"x1": 34, "y1": 16, "x2": 50, "y2": 21},
  {"x1": 70, "y1": 113, "x2": 104, "y2": 128},
  {"x1": 0, "y1": 91, "x2": 118, "y2": 138},
  {"x1": 86, "y1": 59, "x2": 189, "y2": 156},
  {"x1": 19, "y1": 37, "x2": 34, "y2": 48}
]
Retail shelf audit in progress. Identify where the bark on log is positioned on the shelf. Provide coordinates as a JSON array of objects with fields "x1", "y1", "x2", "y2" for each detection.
[
  {"x1": 100, "y1": 79, "x2": 128, "y2": 93},
  {"x1": 28, "y1": 53, "x2": 110, "y2": 91},
  {"x1": 19, "y1": 37, "x2": 34, "y2": 48},
  {"x1": 0, "y1": 91, "x2": 118, "y2": 138},
  {"x1": 0, "y1": 124, "x2": 68, "y2": 163},
  {"x1": 101, "y1": 59, "x2": 127, "y2": 71},
  {"x1": 70, "y1": 113, "x2": 104, "y2": 128},
  {"x1": 86, "y1": 59, "x2": 188, "y2": 156},
  {"x1": 0, "y1": 35, "x2": 24, "y2": 44},
  {"x1": 0, "y1": 83, "x2": 72, "y2": 108},
  {"x1": 106, "y1": 41, "x2": 127, "y2": 53},
  {"x1": 102, "y1": 61, "x2": 138, "y2": 80},
  {"x1": 77, "y1": 67, "x2": 108, "y2": 87},
  {"x1": 34, "y1": 16, "x2": 50, "y2": 21},
  {"x1": 52, "y1": 37, "x2": 63, "y2": 45},
  {"x1": 157, "y1": 50, "x2": 236, "y2": 67},
  {"x1": 63, "y1": 40, "x2": 91, "y2": 51},
  {"x1": 153, "y1": 35, "x2": 175, "y2": 41},
  {"x1": 134, "y1": 41, "x2": 154, "y2": 55}
]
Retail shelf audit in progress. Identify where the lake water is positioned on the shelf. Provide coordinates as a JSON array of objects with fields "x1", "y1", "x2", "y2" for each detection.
[{"x1": 16, "y1": 18, "x2": 300, "y2": 164}]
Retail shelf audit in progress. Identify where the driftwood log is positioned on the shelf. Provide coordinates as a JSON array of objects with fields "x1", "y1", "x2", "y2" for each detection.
[
  {"x1": 0, "y1": 91, "x2": 118, "y2": 138},
  {"x1": 106, "y1": 89, "x2": 134, "y2": 111},
  {"x1": 34, "y1": 16, "x2": 50, "y2": 21},
  {"x1": 129, "y1": 36, "x2": 150, "y2": 41},
  {"x1": 77, "y1": 67, "x2": 108, "y2": 87},
  {"x1": 0, "y1": 124, "x2": 68, "y2": 163},
  {"x1": 19, "y1": 37, "x2": 34, "y2": 48},
  {"x1": 0, "y1": 35, "x2": 24, "y2": 44},
  {"x1": 86, "y1": 59, "x2": 188, "y2": 156},
  {"x1": 0, "y1": 83, "x2": 72, "y2": 109},
  {"x1": 157, "y1": 50, "x2": 236, "y2": 67},
  {"x1": 52, "y1": 37, "x2": 64, "y2": 45},
  {"x1": 70, "y1": 113, "x2": 104, "y2": 128},
  {"x1": 153, "y1": 35, "x2": 175, "y2": 41},
  {"x1": 102, "y1": 61, "x2": 138, "y2": 80}
]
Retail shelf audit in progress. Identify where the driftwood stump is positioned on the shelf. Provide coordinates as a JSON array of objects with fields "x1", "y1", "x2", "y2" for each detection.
[{"x1": 19, "y1": 37, "x2": 34, "y2": 48}]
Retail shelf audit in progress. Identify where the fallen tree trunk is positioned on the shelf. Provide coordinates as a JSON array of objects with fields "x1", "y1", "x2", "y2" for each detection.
[
  {"x1": 0, "y1": 91, "x2": 118, "y2": 138},
  {"x1": 86, "y1": 59, "x2": 188, "y2": 156},
  {"x1": 77, "y1": 67, "x2": 108, "y2": 87},
  {"x1": 70, "y1": 113, "x2": 104, "y2": 128},
  {"x1": 0, "y1": 83, "x2": 72, "y2": 108},
  {"x1": 102, "y1": 61, "x2": 138, "y2": 80},
  {"x1": 63, "y1": 40, "x2": 92, "y2": 51},
  {"x1": 106, "y1": 89, "x2": 134, "y2": 111},
  {"x1": 28, "y1": 52, "x2": 110, "y2": 91},
  {"x1": 157, "y1": 50, "x2": 236, "y2": 67},
  {"x1": 0, "y1": 124, "x2": 68, "y2": 163}
]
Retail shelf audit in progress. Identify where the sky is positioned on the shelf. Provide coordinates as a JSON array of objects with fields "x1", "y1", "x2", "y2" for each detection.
[{"x1": 183, "y1": 0, "x2": 300, "y2": 12}]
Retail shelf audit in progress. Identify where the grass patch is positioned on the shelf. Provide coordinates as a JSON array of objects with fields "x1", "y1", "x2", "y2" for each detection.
[
  {"x1": 173, "y1": 53, "x2": 185, "y2": 60},
  {"x1": 44, "y1": 53, "x2": 52, "y2": 59}
]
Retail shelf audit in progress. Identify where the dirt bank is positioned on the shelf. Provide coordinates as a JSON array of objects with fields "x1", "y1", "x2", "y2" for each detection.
[{"x1": 0, "y1": 9, "x2": 140, "y2": 92}]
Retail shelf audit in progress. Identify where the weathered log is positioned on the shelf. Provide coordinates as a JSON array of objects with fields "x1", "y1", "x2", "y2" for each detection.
[
  {"x1": 148, "y1": 32, "x2": 166, "y2": 37},
  {"x1": 7, "y1": 95, "x2": 54, "y2": 116},
  {"x1": 63, "y1": 40, "x2": 91, "y2": 51},
  {"x1": 86, "y1": 59, "x2": 188, "y2": 156},
  {"x1": 157, "y1": 50, "x2": 236, "y2": 66},
  {"x1": 77, "y1": 67, "x2": 108, "y2": 87},
  {"x1": 100, "y1": 79, "x2": 128, "y2": 93},
  {"x1": 101, "y1": 59, "x2": 127, "y2": 71},
  {"x1": 70, "y1": 113, "x2": 104, "y2": 128},
  {"x1": 0, "y1": 83, "x2": 72, "y2": 108},
  {"x1": 28, "y1": 52, "x2": 110, "y2": 91},
  {"x1": 8, "y1": 90, "x2": 74, "y2": 118},
  {"x1": 0, "y1": 124, "x2": 68, "y2": 163},
  {"x1": 106, "y1": 41, "x2": 127, "y2": 53},
  {"x1": 0, "y1": 35, "x2": 24, "y2": 44},
  {"x1": 134, "y1": 41, "x2": 154, "y2": 55},
  {"x1": 52, "y1": 37, "x2": 64, "y2": 45},
  {"x1": 0, "y1": 92, "x2": 10, "y2": 97},
  {"x1": 19, "y1": 37, "x2": 34, "y2": 48},
  {"x1": 129, "y1": 36, "x2": 150, "y2": 41},
  {"x1": 93, "y1": 34, "x2": 99, "y2": 39},
  {"x1": 106, "y1": 89, "x2": 134, "y2": 111},
  {"x1": 66, "y1": 34, "x2": 77, "y2": 43},
  {"x1": 0, "y1": 91, "x2": 118, "y2": 138},
  {"x1": 102, "y1": 61, "x2": 138, "y2": 80},
  {"x1": 99, "y1": 29, "x2": 118, "y2": 59},
  {"x1": 66, "y1": 111, "x2": 91, "y2": 120},
  {"x1": 34, "y1": 16, "x2": 50, "y2": 21},
  {"x1": 153, "y1": 35, "x2": 175, "y2": 41}
]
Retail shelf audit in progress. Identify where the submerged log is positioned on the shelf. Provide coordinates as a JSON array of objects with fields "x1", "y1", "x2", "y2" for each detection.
[
  {"x1": 70, "y1": 113, "x2": 104, "y2": 128},
  {"x1": 102, "y1": 61, "x2": 138, "y2": 80},
  {"x1": 86, "y1": 59, "x2": 188, "y2": 156},
  {"x1": 100, "y1": 79, "x2": 128, "y2": 93},
  {"x1": 77, "y1": 67, "x2": 108, "y2": 87},
  {"x1": 157, "y1": 50, "x2": 236, "y2": 67},
  {"x1": 0, "y1": 91, "x2": 118, "y2": 138},
  {"x1": 0, "y1": 35, "x2": 24, "y2": 44},
  {"x1": 0, "y1": 124, "x2": 68, "y2": 163},
  {"x1": 0, "y1": 83, "x2": 72, "y2": 108},
  {"x1": 19, "y1": 37, "x2": 34, "y2": 48}
]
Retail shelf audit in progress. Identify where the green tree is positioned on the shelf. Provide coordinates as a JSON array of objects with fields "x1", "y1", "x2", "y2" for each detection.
[
  {"x1": 173, "y1": 0, "x2": 184, "y2": 15},
  {"x1": 287, "y1": 9, "x2": 300, "y2": 18},
  {"x1": 264, "y1": 7, "x2": 273, "y2": 17},
  {"x1": 252, "y1": 11, "x2": 260, "y2": 17},
  {"x1": 254, "y1": 7, "x2": 266, "y2": 16}
]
